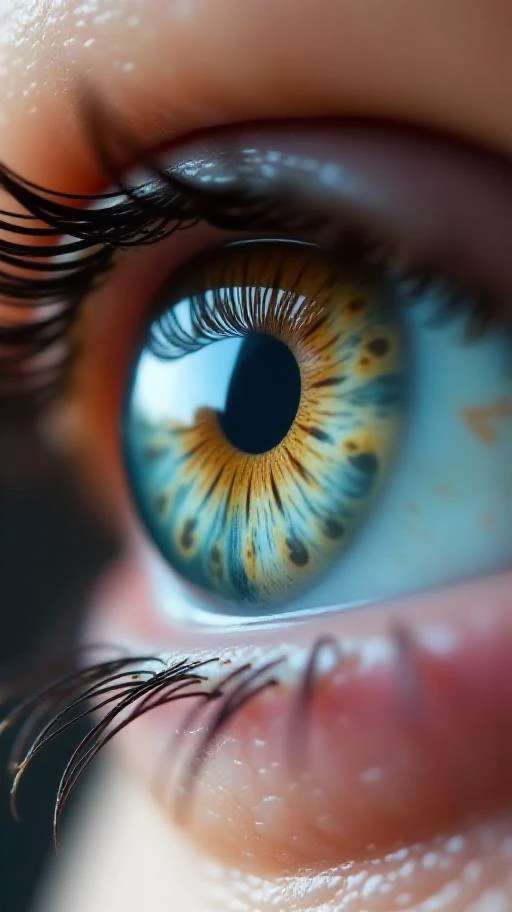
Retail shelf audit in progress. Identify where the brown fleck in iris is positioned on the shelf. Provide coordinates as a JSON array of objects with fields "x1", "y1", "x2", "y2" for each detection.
[
  {"x1": 126, "y1": 242, "x2": 406, "y2": 606},
  {"x1": 460, "y1": 396, "x2": 512, "y2": 446}
]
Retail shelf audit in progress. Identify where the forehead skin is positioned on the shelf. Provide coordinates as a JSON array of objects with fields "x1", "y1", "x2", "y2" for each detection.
[{"x1": 0, "y1": 0, "x2": 510, "y2": 193}]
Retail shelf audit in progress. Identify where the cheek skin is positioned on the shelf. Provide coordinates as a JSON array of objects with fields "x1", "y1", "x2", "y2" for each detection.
[{"x1": 37, "y1": 765, "x2": 512, "y2": 912}]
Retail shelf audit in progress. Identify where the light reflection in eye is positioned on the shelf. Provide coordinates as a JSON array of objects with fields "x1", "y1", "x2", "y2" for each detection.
[
  {"x1": 124, "y1": 239, "x2": 512, "y2": 619},
  {"x1": 124, "y1": 241, "x2": 406, "y2": 609}
]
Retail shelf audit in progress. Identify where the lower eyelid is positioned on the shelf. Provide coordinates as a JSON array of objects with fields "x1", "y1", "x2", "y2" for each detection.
[{"x1": 87, "y1": 558, "x2": 512, "y2": 874}]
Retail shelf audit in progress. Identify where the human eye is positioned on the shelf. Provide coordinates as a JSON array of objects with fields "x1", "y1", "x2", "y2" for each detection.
[
  {"x1": 80, "y1": 118, "x2": 512, "y2": 621},
  {"x1": 126, "y1": 235, "x2": 408, "y2": 616},
  {"x1": 125, "y1": 221, "x2": 510, "y2": 620},
  {"x1": 2, "y1": 111, "x2": 512, "y2": 912}
]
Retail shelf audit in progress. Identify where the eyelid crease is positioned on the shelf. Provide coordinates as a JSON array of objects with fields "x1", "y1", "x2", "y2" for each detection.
[{"x1": 1, "y1": 113, "x2": 511, "y2": 412}]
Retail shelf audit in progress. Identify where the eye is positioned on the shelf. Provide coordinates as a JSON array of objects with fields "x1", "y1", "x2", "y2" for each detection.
[
  {"x1": 120, "y1": 185, "x2": 512, "y2": 621},
  {"x1": 4, "y1": 119, "x2": 509, "y2": 624},
  {"x1": 124, "y1": 239, "x2": 407, "y2": 612}
]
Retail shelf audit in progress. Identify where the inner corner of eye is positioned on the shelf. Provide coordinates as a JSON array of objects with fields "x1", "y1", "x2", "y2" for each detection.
[{"x1": 121, "y1": 238, "x2": 409, "y2": 615}]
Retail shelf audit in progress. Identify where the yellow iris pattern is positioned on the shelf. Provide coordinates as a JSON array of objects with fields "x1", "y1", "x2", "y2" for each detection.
[{"x1": 126, "y1": 243, "x2": 406, "y2": 608}]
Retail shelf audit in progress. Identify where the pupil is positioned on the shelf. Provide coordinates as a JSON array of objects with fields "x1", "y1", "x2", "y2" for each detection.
[{"x1": 219, "y1": 333, "x2": 301, "y2": 454}]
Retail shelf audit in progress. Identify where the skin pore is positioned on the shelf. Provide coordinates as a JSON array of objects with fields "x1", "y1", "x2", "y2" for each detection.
[{"x1": 1, "y1": 1, "x2": 511, "y2": 910}]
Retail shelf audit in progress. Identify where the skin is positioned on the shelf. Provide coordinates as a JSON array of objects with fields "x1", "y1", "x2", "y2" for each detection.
[{"x1": 0, "y1": 0, "x2": 511, "y2": 910}]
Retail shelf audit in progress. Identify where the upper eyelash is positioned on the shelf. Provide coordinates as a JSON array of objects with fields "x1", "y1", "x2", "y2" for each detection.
[
  {"x1": 0, "y1": 146, "x2": 320, "y2": 411},
  {"x1": 0, "y1": 103, "x2": 501, "y2": 411}
]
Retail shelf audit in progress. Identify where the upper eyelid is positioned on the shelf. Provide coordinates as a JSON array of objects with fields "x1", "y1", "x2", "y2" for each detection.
[{"x1": 1, "y1": 116, "x2": 512, "y2": 410}]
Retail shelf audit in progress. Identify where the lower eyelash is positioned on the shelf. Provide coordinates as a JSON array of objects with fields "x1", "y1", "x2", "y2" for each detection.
[
  {"x1": 0, "y1": 628, "x2": 423, "y2": 845},
  {"x1": 0, "y1": 648, "x2": 284, "y2": 844}
]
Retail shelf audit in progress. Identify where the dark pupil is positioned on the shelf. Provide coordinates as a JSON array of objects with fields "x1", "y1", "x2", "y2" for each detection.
[{"x1": 219, "y1": 333, "x2": 301, "y2": 454}]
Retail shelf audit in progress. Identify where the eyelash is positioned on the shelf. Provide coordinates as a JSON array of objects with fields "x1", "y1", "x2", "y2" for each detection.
[
  {"x1": 0, "y1": 112, "x2": 502, "y2": 413},
  {"x1": 0, "y1": 154, "x2": 325, "y2": 411},
  {"x1": 1, "y1": 629, "x2": 419, "y2": 843},
  {"x1": 0, "y1": 647, "x2": 290, "y2": 841},
  {"x1": 1, "y1": 112, "x2": 509, "y2": 842}
]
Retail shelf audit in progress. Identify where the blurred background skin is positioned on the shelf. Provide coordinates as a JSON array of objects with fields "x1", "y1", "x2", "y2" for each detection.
[{"x1": 0, "y1": 418, "x2": 115, "y2": 912}]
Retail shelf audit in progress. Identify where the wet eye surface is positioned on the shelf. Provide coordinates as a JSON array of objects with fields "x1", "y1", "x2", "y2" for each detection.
[
  {"x1": 124, "y1": 233, "x2": 512, "y2": 620},
  {"x1": 125, "y1": 240, "x2": 407, "y2": 610}
]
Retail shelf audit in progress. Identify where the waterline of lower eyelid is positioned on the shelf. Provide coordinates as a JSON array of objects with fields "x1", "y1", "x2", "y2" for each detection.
[
  {"x1": 93, "y1": 555, "x2": 510, "y2": 656},
  {"x1": 108, "y1": 622, "x2": 461, "y2": 690},
  {"x1": 138, "y1": 535, "x2": 510, "y2": 631}
]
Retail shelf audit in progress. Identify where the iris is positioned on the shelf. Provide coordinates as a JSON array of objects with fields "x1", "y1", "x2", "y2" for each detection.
[{"x1": 124, "y1": 241, "x2": 406, "y2": 609}]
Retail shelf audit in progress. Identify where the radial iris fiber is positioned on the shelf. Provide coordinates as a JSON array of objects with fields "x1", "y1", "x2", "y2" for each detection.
[{"x1": 125, "y1": 242, "x2": 407, "y2": 607}]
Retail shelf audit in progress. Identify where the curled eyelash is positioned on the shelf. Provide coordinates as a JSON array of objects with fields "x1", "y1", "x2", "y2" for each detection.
[
  {"x1": 0, "y1": 646, "x2": 286, "y2": 845},
  {"x1": 287, "y1": 635, "x2": 344, "y2": 772},
  {"x1": 0, "y1": 100, "x2": 319, "y2": 411},
  {"x1": 0, "y1": 629, "x2": 426, "y2": 846},
  {"x1": 0, "y1": 97, "x2": 502, "y2": 412}
]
